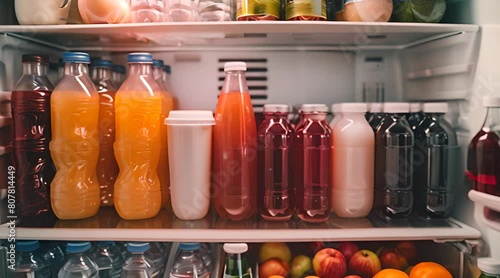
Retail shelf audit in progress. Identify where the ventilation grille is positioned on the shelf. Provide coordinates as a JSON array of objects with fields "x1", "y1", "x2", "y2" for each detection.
[{"x1": 218, "y1": 58, "x2": 268, "y2": 112}]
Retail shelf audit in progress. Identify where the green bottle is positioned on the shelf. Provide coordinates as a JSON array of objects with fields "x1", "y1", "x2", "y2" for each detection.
[
  {"x1": 478, "y1": 258, "x2": 500, "y2": 278},
  {"x1": 223, "y1": 243, "x2": 253, "y2": 278}
]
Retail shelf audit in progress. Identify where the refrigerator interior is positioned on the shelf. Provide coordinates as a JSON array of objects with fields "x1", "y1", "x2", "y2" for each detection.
[{"x1": 1, "y1": 0, "x2": 500, "y2": 276}]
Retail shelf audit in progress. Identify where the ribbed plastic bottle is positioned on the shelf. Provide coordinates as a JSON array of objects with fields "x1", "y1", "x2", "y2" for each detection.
[
  {"x1": 50, "y1": 52, "x2": 100, "y2": 220},
  {"x1": 88, "y1": 241, "x2": 124, "y2": 278},
  {"x1": 38, "y1": 241, "x2": 66, "y2": 276},
  {"x1": 58, "y1": 242, "x2": 99, "y2": 278},
  {"x1": 90, "y1": 59, "x2": 119, "y2": 207},
  {"x1": 11, "y1": 54, "x2": 56, "y2": 220},
  {"x1": 145, "y1": 242, "x2": 167, "y2": 278},
  {"x1": 257, "y1": 104, "x2": 294, "y2": 221},
  {"x1": 368, "y1": 102, "x2": 384, "y2": 132},
  {"x1": 114, "y1": 53, "x2": 162, "y2": 220},
  {"x1": 121, "y1": 242, "x2": 152, "y2": 277},
  {"x1": 7, "y1": 240, "x2": 52, "y2": 278},
  {"x1": 407, "y1": 102, "x2": 424, "y2": 131},
  {"x1": 170, "y1": 243, "x2": 210, "y2": 278}
]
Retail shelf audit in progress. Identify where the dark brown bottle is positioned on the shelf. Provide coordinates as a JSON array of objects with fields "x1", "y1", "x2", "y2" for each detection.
[{"x1": 11, "y1": 55, "x2": 55, "y2": 219}]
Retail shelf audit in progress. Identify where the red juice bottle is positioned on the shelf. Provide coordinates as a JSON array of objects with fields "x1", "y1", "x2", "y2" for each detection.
[
  {"x1": 11, "y1": 54, "x2": 56, "y2": 219},
  {"x1": 294, "y1": 104, "x2": 332, "y2": 223},
  {"x1": 257, "y1": 104, "x2": 294, "y2": 221}
]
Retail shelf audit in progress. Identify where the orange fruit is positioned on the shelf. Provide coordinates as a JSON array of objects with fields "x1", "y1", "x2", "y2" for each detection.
[
  {"x1": 409, "y1": 262, "x2": 452, "y2": 278},
  {"x1": 374, "y1": 269, "x2": 409, "y2": 278},
  {"x1": 268, "y1": 276, "x2": 285, "y2": 278}
]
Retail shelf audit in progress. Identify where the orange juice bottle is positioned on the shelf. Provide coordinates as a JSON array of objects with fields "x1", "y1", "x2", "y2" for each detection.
[
  {"x1": 114, "y1": 53, "x2": 162, "y2": 220},
  {"x1": 50, "y1": 52, "x2": 100, "y2": 220},
  {"x1": 153, "y1": 59, "x2": 174, "y2": 208},
  {"x1": 213, "y1": 62, "x2": 257, "y2": 220}
]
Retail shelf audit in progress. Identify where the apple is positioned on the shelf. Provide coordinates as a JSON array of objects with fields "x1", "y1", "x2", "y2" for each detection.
[
  {"x1": 310, "y1": 242, "x2": 325, "y2": 254},
  {"x1": 337, "y1": 242, "x2": 359, "y2": 263},
  {"x1": 259, "y1": 242, "x2": 292, "y2": 263},
  {"x1": 259, "y1": 258, "x2": 289, "y2": 278},
  {"x1": 396, "y1": 241, "x2": 417, "y2": 263},
  {"x1": 344, "y1": 276, "x2": 362, "y2": 278},
  {"x1": 305, "y1": 276, "x2": 320, "y2": 278},
  {"x1": 379, "y1": 247, "x2": 408, "y2": 270},
  {"x1": 290, "y1": 255, "x2": 313, "y2": 278},
  {"x1": 313, "y1": 248, "x2": 347, "y2": 278},
  {"x1": 348, "y1": 250, "x2": 382, "y2": 278}
]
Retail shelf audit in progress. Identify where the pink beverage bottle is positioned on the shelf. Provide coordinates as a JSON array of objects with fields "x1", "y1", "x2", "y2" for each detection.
[
  {"x1": 294, "y1": 104, "x2": 332, "y2": 223},
  {"x1": 257, "y1": 104, "x2": 294, "y2": 221}
]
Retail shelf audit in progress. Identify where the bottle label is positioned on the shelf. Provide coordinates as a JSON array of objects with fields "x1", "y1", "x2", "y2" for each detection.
[
  {"x1": 237, "y1": 0, "x2": 281, "y2": 20},
  {"x1": 477, "y1": 174, "x2": 497, "y2": 185},
  {"x1": 285, "y1": 0, "x2": 326, "y2": 20}
]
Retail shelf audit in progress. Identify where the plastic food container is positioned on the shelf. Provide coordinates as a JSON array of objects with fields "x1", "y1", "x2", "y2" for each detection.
[
  {"x1": 343, "y1": 0, "x2": 393, "y2": 22},
  {"x1": 15, "y1": 0, "x2": 72, "y2": 25},
  {"x1": 392, "y1": 0, "x2": 446, "y2": 23}
]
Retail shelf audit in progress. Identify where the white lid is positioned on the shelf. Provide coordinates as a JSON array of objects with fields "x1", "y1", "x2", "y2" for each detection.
[
  {"x1": 483, "y1": 96, "x2": 500, "y2": 107},
  {"x1": 478, "y1": 257, "x2": 500, "y2": 275},
  {"x1": 409, "y1": 102, "x2": 422, "y2": 113},
  {"x1": 164, "y1": 110, "x2": 215, "y2": 126},
  {"x1": 423, "y1": 102, "x2": 448, "y2": 113},
  {"x1": 300, "y1": 104, "x2": 328, "y2": 113},
  {"x1": 369, "y1": 103, "x2": 383, "y2": 113},
  {"x1": 383, "y1": 102, "x2": 410, "y2": 113},
  {"x1": 224, "y1": 62, "x2": 247, "y2": 72},
  {"x1": 340, "y1": 103, "x2": 367, "y2": 113},
  {"x1": 331, "y1": 103, "x2": 342, "y2": 114},
  {"x1": 223, "y1": 243, "x2": 248, "y2": 254},
  {"x1": 264, "y1": 104, "x2": 289, "y2": 113}
]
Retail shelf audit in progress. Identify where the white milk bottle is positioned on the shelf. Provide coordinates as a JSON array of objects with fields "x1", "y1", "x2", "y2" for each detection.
[{"x1": 331, "y1": 102, "x2": 374, "y2": 218}]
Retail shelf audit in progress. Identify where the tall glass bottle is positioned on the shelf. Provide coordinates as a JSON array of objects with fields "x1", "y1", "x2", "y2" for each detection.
[
  {"x1": 213, "y1": 62, "x2": 257, "y2": 220},
  {"x1": 90, "y1": 59, "x2": 119, "y2": 207},
  {"x1": 257, "y1": 104, "x2": 294, "y2": 221},
  {"x1": 374, "y1": 102, "x2": 414, "y2": 220},
  {"x1": 11, "y1": 54, "x2": 56, "y2": 220},
  {"x1": 50, "y1": 52, "x2": 100, "y2": 220},
  {"x1": 114, "y1": 53, "x2": 162, "y2": 220},
  {"x1": 294, "y1": 104, "x2": 332, "y2": 223},
  {"x1": 223, "y1": 243, "x2": 253, "y2": 278}
]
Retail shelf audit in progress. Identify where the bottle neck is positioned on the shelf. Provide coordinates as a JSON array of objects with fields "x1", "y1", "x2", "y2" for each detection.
[
  {"x1": 342, "y1": 112, "x2": 366, "y2": 120},
  {"x1": 90, "y1": 67, "x2": 113, "y2": 81},
  {"x1": 387, "y1": 113, "x2": 407, "y2": 120},
  {"x1": 23, "y1": 62, "x2": 48, "y2": 76},
  {"x1": 129, "y1": 63, "x2": 153, "y2": 77},
  {"x1": 264, "y1": 112, "x2": 288, "y2": 120},
  {"x1": 302, "y1": 112, "x2": 327, "y2": 121},
  {"x1": 64, "y1": 63, "x2": 89, "y2": 77},
  {"x1": 153, "y1": 67, "x2": 163, "y2": 80},
  {"x1": 221, "y1": 71, "x2": 248, "y2": 94},
  {"x1": 484, "y1": 106, "x2": 500, "y2": 132}
]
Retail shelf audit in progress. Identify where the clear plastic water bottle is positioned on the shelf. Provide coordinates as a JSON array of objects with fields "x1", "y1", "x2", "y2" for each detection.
[
  {"x1": 199, "y1": 243, "x2": 212, "y2": 271},
  {"x1": 58, "y1": 242, "x2": 99, "y2": 278},
  {"x1": 121, "y1": 242, "x2": 152, "y2": 278},
  {"x1": 88, "y1": 241, "x2": 124, "y2": 278},
  {"x1": 7, "y1": 240, "x2": 52, "y2": 278},
  {"x1": 170, "y1": 243, "x2": 209, "y2": 278},
  {"x1": 38, "y1": 241, "x2": 66, "y2": 277},
  {"x1": 144, "y1": 242, "x2": 167, "y2": 277}
]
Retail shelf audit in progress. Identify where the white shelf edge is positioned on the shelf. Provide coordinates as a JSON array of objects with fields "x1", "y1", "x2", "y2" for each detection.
[{"x1": 468, "y1": 189, "x2": 500, "y2": 232}]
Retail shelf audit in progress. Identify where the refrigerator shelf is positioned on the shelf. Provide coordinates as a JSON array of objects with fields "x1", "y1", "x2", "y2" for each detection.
[
  {"x1": 0, "y1": 22, "x2": 479, "y2": 51},
  {"x1": 468, "y1": 190, "x2": 500, "y2": 232},
  {"x1": 0, "y1": 208, "x2": 481, "y2": 242}
]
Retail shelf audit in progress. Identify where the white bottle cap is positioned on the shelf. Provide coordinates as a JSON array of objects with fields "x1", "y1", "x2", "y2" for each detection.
[
  {"x1": 340, "y1": 103, "x2": 367, "y2": 113},
  {"x1": 383, "y1": 102, "x2": 410, "y2": 113},
  {"x1": 483, "y1": 96, "x2": 500, "y2": 107},
  {"x1": 223, "y1": 243, "x2": 248, "y2": 254},
  {"x1": 409, "y1": 102, "x2": 422, "y2": 113},
  {"x1": 164, "y1": 110, "x2": 215, "y2": 126},
  {"x1": 224, "y1": 62, "x2": 247, "y2": 72},
  {"x1": 423, "y1": 102, "x2": 448, "y2": 113},
  {"x1": 300, "y1": 104, "x2": 328, "y2": 113},
  {"x1": 478, "y1": 257, "x2": 500, "y2": 275},
  {"x1": 264, "y1": 104, "x2": 289, "y2": 113},
  {"x1": 331, "y1": 103, "x2": 342, "y2": 114},
  {"x1": 369, "y1": 103, "x2": 383, "y2": 113}
]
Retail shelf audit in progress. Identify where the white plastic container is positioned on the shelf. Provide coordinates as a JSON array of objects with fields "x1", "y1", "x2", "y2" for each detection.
[
  {"x1": 329, "y1": 103, "x2": 342, "y2": 129},
  {"x1": 331, "y1": 103, "x2": 374, "y2": 218},
  {"x1": 15, "y1": 0, "x2": 71, "y2": 25},
  {"x1": 165, "y1": 110, "x2": 215, "y2": 220}
]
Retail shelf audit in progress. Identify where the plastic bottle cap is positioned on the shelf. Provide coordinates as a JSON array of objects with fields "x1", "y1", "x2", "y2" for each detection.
[
  {"x1": 224, "y1": 62, "x2": 247, "y2": 72},
  {"x1": 369, "y1": 103, "x2": 383, "y2": 113},
  {"x1": 165, "y1": 110, "x2": 215, "y2": 126},
  {"x1": 179, "y1": 243, "x2": 201, "y2": 251},
  {"x1": 90, "y1": 59, "x2": 113, "y2": 68},
  {"x1": 63, "y1": 52, "x2": 90, "y2": 63},
  {"x1": 163, "y1": 65, "x2": 171, "y2": 74},
  {"x1": 127, "y1": 242, "x2": 150, "y2": 253},
  {"x1": 423, "y1": 102, "x2": 448, "y2": 113},
  {"x1": 223, "y1": 243, "x2": 248, "y2": 254},
  {"x1": 483, "y1": 96, "x2": 500, "y2": 107},
  {"x1": 127, "y1": 53, "x2": 153, "y2": 63},
  {"x1": 409, "y1": 102, "x2": 422, "y2": 113},
  {"x1": 112, "y1": 65, "x2": 126, "y2": 74},
  {"x1": 66, "y1": 242, "x2": 92, "y2": 254},
  {"x1": 300, "y1": 104, "x2": 328, "y2": 113},
  {"x1": 16, "y1": 240, "x2": 39, "y2": 252},
  {"x1": 263, "y1": 104, "x2": 289, "y2": 113},
  {"x1": 340, "y1": 103, "x2": 367, "y2": 113},
  {"x1": 153, "y1": 59, "x2": 164, "y2": 68},
  {"x1": 331, "y1": 103, "x2": 342, "y2": 114},
  {"x1": 22, "y1": 54, "x2": 49, "y2": 63},
  {"x1": 478, "y1": 258, "x2": 500, "y2": 275},
  {"x1": 383, "y1": 102, "x2": 410, "y2": 113}
]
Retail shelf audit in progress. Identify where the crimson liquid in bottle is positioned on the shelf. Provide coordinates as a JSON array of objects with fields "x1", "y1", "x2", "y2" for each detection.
[
  {"x1": 294, "y1": 104, "x2": 332, "y2": 223},
  {"x1": 468, "y1": 97, "x2": 500, "y2": 222},
  {"x1": 257, "y1": 104, "x2": 294, "y2": 221},
  {"x1": 11, "y1": 54, "x2": 56, "y2": 219}
]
